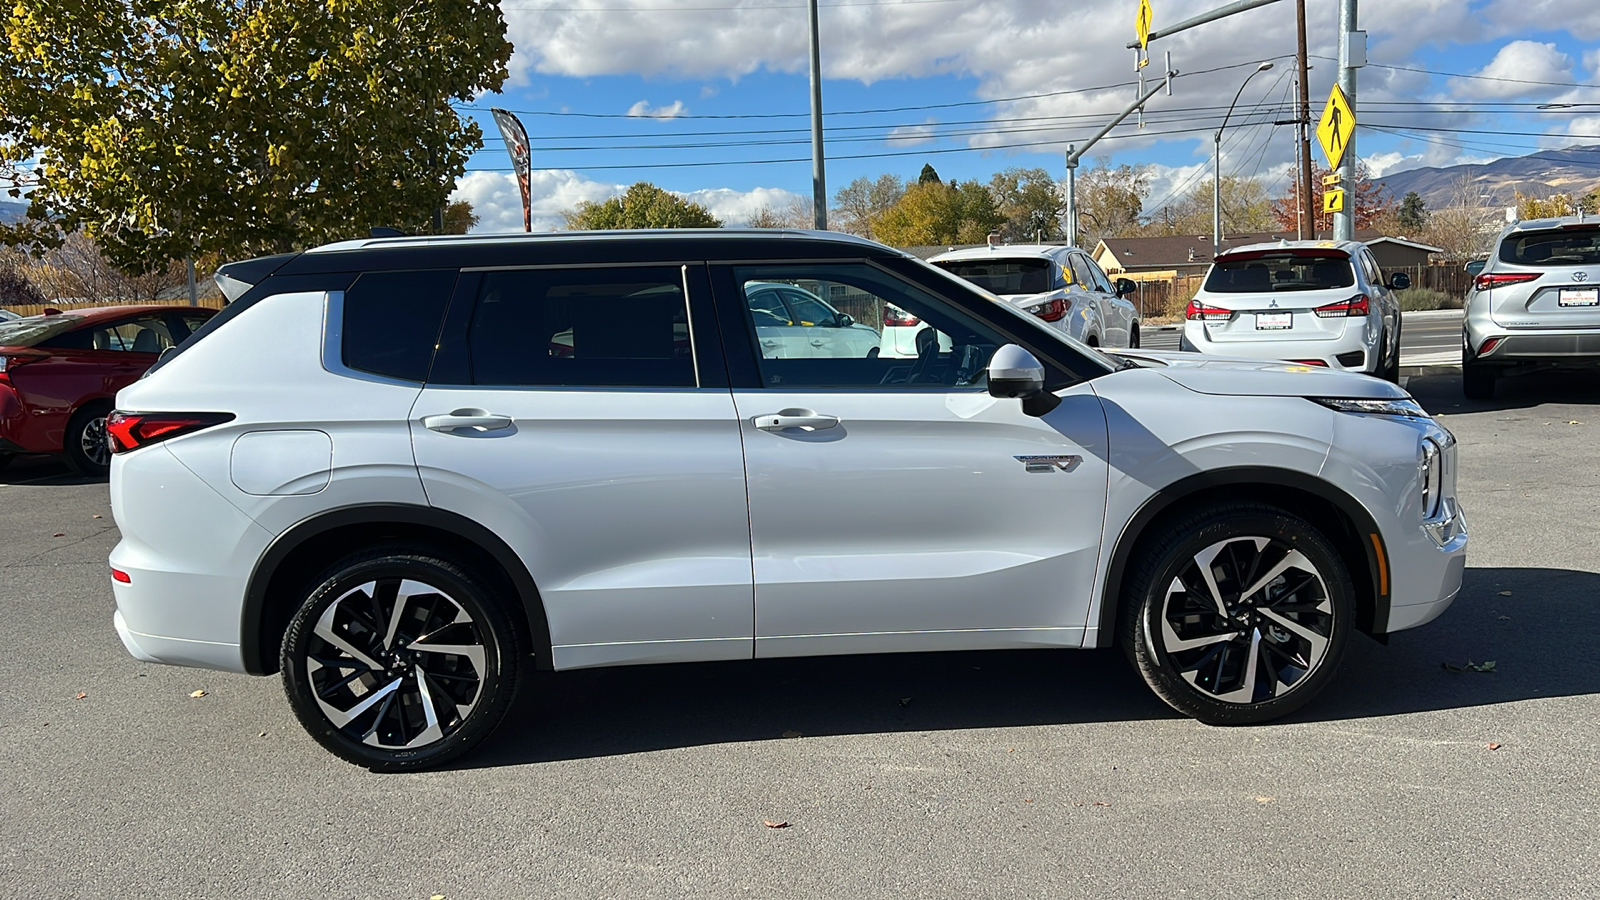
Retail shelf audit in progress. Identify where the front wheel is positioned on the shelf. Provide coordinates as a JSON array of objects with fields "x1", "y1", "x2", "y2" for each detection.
[
  {"x1": 1119, "y1": 504, "x2": 1353, "y2": 724},
  {"x1": 280, "y1": 547, "x2": 523, "y2": 770}
]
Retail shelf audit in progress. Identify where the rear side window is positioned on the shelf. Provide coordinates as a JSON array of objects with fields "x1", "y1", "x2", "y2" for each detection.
[
  {"x1": 1499, "y1": 226, "x2": 1600, "y2": 266},
  {"x1": 463, "y1": 267, "x2": 694, "y2": 387},
  {"x1": 1204, "y1": 254, "x2": 1355, "y2": 293},
  {"x1": 342, "y1": 269, "x2": 458, "y2": 382},
  {"x1": 934, "y1": 259, "x2": 1053, "y2": 295}
]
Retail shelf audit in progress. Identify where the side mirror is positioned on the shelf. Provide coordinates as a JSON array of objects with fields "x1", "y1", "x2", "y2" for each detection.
[
  {"x1": 1465, "y1": 259, "x2": 1486, "y2": 276},
  {"x1": 1115, "y1": 277, "x2": 1137, "y2": 297},
  {"x1": 987, "y1": 344, "x2": 1059, "y2": 416},
  {"x1": 837, "y1": 313, "x2": 854, "y2": 327},
  {"x1": 1387, "y1": 272, "x2": 1411, "y2": 291}
]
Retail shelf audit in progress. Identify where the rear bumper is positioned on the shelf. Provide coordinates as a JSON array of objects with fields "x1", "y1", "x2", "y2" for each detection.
[
  {"x1": 1182, "y1": 325, "x2": 1375, "y2": 372},
  {"x1": 1476, "y1": 330, "x2": 1600, "y2": 361}
]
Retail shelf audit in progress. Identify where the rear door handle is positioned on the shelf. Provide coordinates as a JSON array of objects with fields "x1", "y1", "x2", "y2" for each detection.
[
  {"x1": 754, "y1": 409, "x2": 839, "y2": 431},
  {"x1": 422, "y1": 409, "x2": 514, "y2": 433}
]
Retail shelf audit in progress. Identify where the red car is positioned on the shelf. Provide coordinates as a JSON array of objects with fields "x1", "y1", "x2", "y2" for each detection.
[{"x1": 0, "y1": 306, "x2": 216, "y2": 475}]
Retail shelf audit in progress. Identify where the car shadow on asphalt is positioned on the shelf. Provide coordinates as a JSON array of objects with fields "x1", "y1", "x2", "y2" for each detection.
[
  {"x1": 1410, "y1": 367, "x2": 1600, "y2": 416},
  {"x1": 0, "y1": 457, "x2": 102, "y2": 486},
  {"x1": 458, "y1": 565, "x2": 1599, "y2": 768}
]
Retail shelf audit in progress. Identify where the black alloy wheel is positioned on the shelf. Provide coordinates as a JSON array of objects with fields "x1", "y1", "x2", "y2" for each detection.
[
  {"x1": 1121, "y1": 503, "x2": 1353, "y2": 725},
  {"x1": 280, "y1": 547, "x2": 522, "y2": 770},
  {"x1": 63, "y1": 404, "x2": 113, "y2": 477}
]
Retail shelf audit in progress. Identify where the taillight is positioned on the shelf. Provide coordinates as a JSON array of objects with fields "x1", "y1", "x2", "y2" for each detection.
[
  {"x1": 883, "y1": 306, "x2": 920, "y2": 328},
  {"x1": 1477, "y1": 337, "x2": 1503, "y2": 356},
  {"x1": 111, "y1": 568, "x2": 131, "y2": 584},
  {"x1": 1289, "y1": 359, "x2": 1329, "y2": 367},
  {"x1": 1473, "y1": 272, "x2": 1539, "y2": 292},
  {"x1": 1314, "y1": 294, "x2": 1369, "y2": 318},
  {"x1": 1185, "y1": 300, "x2": 1233, "y2": 321},
  {"x1": 106, "y1": 411, "x2": 234, "y2": 454},
  {"x1": 1028, "y1": 297, "x2": 1069, "y2": 322}
]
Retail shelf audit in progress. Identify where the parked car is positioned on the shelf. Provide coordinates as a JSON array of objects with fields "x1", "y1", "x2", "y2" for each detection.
[
  {"x1": 1461, "y1": 215, "x2": 1600, "y2": 399},
  {"x1": 927, "y1": 244, "x2": 1140, "y2": 349},
  {"x1": 0, "y1": 308, "x2": 20, "y2": 322},
  {"x1": 1180, "y1": 240, "x2": 1406, "y2": 381},
  {"x1": 743, "y1": 280, "x2": 882, "y2": 358},
  {"x1": 0, "y1": 305, "x2": 215, "y2": 474},
  {"x1": 108, "y1": 230, "x2": 1464, "y2": 770}
]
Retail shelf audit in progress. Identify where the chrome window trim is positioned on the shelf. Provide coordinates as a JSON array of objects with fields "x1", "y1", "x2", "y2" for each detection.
[{"x1": 321, "y1": 290, "x2": 427, "y2": 388}]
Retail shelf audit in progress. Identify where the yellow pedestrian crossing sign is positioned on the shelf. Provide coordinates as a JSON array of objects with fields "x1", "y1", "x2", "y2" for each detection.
[
  {"x1": 1135, "y1": 0, "x2": 1153, "y2": 49},
  {"x1": 1323, "y1": 189, "x2": 1346, "y2": 214},
  {"x1": 1316, "y1": 83, "x2": 1355, "y2": 170}
]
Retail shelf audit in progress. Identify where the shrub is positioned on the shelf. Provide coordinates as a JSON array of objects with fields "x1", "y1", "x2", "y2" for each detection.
[{"x1": 1395, "y1": 287, "x2": 1456, "y2": 312}]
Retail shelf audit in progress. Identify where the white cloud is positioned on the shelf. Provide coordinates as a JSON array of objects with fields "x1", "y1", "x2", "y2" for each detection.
[
  {"x1": 450, "y1": 171, "x2": 804, "y2": 231},
  {"x1": 626, "y1": 99, "x2": 688, "y2": 119},
  {"x1": 1458, "y1": 40, "x2": 1573, "y2": 99},
  {"x1": 886, "y1": 119, "x2": 938, "y2": 147},
  {"x1": 1364, "y1": 151, "x2": 1419, "y2": 179}
]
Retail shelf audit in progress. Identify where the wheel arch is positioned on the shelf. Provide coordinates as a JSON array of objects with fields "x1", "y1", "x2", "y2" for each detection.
[
  {"x1": 241, "y1": 504, "x2": 551, "y2": 676},
  {"x1": 1096, "y1": 467, "x2": 1390, "y2": 648}
]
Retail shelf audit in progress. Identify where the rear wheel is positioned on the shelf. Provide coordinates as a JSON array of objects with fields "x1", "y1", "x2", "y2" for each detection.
[
  {"x1": 63, "y1": 403, "x2": 112, "y2": 477},
  {"x1": 0, "y1": 452, "x2": 11, "y2": 472},
  {"x1": 280, "y1": 546, "x2": 523, "y2": 770},
  {"x1": 1462, "y1": 359, "x2": 1497, "y2": 400},
  {"x1": 1130, "y1": 324, "x2": 1141, "y2": 349},
  {"x1": 1119, "y1": 503, "x2": 1353, "y2": 724}
]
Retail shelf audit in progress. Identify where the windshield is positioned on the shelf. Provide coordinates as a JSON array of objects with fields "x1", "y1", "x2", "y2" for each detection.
[
  {"x1": 1499, "y1": 226, "x2": 1600, "y2": 266},
  {"x1": 1204, "y1": 253, "x2": 1355, "y2": 293},
  {"x1": 0, "y1": 313, "x2": 84, "y2": 348},
  {"x1": 934, "y1": 258, "x2": 1053, "y2": 295}
]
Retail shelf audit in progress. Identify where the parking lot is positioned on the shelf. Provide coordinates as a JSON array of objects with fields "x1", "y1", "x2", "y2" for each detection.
[{"x1": 2, "y1": 364, "x2": 1597, "y2": 899}]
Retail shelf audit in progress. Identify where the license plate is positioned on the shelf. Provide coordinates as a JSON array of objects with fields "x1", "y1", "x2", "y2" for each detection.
[
  {"x1": 1559, "y1": 288, "x2": 1599, "y2": 307},
  {"x1": 1255, "y1": 312, "x2": 1293, "y2": 330}
]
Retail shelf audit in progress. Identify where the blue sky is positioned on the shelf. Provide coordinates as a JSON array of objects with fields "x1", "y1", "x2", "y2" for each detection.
[{"x1": 451, "y1": 0, "x2": 1600, "y2": 231}]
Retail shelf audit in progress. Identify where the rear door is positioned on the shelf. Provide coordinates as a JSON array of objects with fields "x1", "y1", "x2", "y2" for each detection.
[
  {"x1": 1491, "y1": 224, "x2": 1600, "y2": 328},
  {"x1": 412, "y1": 263, "x2": 754, "y2": 670}
]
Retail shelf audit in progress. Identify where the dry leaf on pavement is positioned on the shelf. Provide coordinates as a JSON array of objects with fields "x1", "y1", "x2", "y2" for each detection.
[
  {"x1": 73, "y1": 692, "x2": 87, "y2": 700},
  {"x1": 190, "y1": 689, "x2": 207, "y2": 698},
  {"x1": 1486, "y1": 742, "x2": 1502, "y2": 751},
  {"x1": 763, "y1": 819, "x2": 790, "y2": 829}
]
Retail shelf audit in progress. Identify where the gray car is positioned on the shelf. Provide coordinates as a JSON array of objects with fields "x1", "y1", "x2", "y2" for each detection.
[{"x1": 1462, "y1": 215, "x2": 1600, "y2": 398}]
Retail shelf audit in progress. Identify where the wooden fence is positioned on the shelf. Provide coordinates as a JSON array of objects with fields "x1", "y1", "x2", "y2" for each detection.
[{"x1": 0, "y1": 295, "x2": 227, "y2": 318}]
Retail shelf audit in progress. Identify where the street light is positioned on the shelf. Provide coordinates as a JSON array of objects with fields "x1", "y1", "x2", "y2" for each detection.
[{"x1": 1214, "y1": 61, "x2": 1273, "y2": 256}]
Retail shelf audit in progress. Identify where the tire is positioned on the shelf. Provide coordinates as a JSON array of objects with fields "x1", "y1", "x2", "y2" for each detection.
[
  {"x1": 1381, "y1": 322, "x2": 1402, "y2": 383},
  {"x1": 1130, "y1": 324, "x2": 1141, "y2": 349},
  {"x1": 1462, "y1": 360, "x2": 1496, "y2": 400},
  {"x1": 0, "y1": 453, "x2": 11, "y2": 472},
  {"x1": 63, "y1": 403, "x2": 113, "y2": 477},
  {"x1": 1118, "y1": 503, "x2": 1353, "y2": 725},
  {"x1": 280, "y1": 546, "x2": 523, "y2": 771}
]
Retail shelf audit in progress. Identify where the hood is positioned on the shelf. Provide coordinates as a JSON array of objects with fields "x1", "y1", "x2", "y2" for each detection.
[{"x1": 1107, "y1": 349, "x2": 1409, "y2": 399}]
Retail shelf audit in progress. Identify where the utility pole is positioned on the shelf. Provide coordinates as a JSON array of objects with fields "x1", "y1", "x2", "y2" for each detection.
[
  {"x1": 1333, "y1": 0, "x2": 1361, "y2": 240},
  {"x1": 1295, "y1": 0, "x2": 1313, "y2": 239},
  {"x1": 1064, "y1": 145, "x2": 1077, "y2": 246},
  {"x1": 807, "y1": 0, "x2": 827, "y2": 230}
]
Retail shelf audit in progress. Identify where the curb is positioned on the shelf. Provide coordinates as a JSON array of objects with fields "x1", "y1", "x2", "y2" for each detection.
[{"x1": 1400, "y1": 364, "x2": 1461, "y2": 377}]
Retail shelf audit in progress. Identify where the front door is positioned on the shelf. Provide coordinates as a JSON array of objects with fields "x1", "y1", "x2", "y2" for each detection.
[
  {"x1": 411, "y1": 264, "x2": 753, "y2": 670},
  {"x1": 712, "y1": 262, "x2": 1110, "y2": 659}
]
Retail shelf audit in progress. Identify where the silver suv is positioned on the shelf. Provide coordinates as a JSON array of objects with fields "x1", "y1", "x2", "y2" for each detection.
[
  {"x1": 1463, "y1": 215, "x2": 1600, "y2": 398},
  {"x1": 108, "y1": 230, "x2": 1466, "y2": 770}
]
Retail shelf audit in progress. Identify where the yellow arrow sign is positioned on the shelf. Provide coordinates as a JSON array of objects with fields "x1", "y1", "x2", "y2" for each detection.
[
  {"x1": 1323, "y1": 188, "x2": 1346, "y2": 214},
  {"x1": 1135, "y1": 0, "x2": 1153, "y2": 49},
  {"x1": 1316, "y1": 83, "x2": 1355, "y2": 170}
]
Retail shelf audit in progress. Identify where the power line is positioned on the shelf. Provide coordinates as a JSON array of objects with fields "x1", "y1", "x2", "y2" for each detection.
[{"x1": 1310, "y1": 55, "x2": 1600, "y2": 90}]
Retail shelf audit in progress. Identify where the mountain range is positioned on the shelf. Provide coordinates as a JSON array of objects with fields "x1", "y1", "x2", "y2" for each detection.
[
  {"x1": 0, "y1": 199, "x2": 27, "y2": 224},
  {"x1": 1376, "y1": 144, "x2": 1600, "y2": 210}
]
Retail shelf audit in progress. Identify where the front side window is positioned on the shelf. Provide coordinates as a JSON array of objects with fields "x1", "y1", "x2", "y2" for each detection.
[
  {"x1": 466, "y1": 267, "x2": 694, "y2": 388},
  {"x1": 734, "y1": 263, "x2": 1006, "y2": 389},
  {"x1": 1076, "y1": 253, "x2": 1115, "y2": 293},
  {"x1": 1204, "y1": 253, "x2": 1356, "y2": 293}
]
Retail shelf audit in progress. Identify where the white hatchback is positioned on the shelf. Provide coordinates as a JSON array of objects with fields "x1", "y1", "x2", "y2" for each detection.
[
  {"x1": 108, "y1": 230, "x2": 1465, "y2": 770},
  {"x1": 1181, "y1": 240, "x2": 1405, "y2": 381}
]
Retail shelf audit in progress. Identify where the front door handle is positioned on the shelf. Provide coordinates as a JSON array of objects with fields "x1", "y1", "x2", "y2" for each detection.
[
  {"x1": 754, "y1": 408, "x2": 839, "y2": 431},
  {"x1": 422, "y1": 409, "x2": 514, "y2": 433}
]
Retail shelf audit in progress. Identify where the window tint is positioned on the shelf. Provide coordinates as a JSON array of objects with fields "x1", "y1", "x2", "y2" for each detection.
[
  {"x1": 466, "y1": 267, "x2": 694, "y2": 387},
  {"x1": 1203, "y1": 254, "x2": 1355, "y2": 293},
  {"x1": 735, "y1": 264, "x2": 1005, "y2": 389},
  {"x1": 342, "y1": 269, "x2": 457, "y2": 382},
  {"x1": 1077, "y1": 254, "x2": 1114, "y2": 293},
  {"x1": 933, "y1": 259, "x2": 1053, "y2": 295},
  {"x1": 1499, "y1": 226, "x2": 1600, "y2": 266}
]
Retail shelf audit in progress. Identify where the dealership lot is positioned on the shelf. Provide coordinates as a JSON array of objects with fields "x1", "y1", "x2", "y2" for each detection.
[{"x1": 2, "y1": 368, "x2": 1597, "y2": 898}]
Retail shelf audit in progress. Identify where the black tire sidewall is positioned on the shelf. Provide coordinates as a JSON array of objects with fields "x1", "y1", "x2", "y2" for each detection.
[
  {"x1": 280, "y1": 550, "x2": 521, "y2": 771},
  {"x1": 1125, "y1": 507, "x2": 1353, "y2": 725}
]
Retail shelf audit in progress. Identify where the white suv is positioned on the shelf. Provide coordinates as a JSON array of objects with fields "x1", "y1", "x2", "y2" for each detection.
[
  {"x1": 109, "y1": 230, "x2": 1466, "y2": 770},
  {"x1": 928, "y1": 244, "x2": 1141, "y2": 349}
]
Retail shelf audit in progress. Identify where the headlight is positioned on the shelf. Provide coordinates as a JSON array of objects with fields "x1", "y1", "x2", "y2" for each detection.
[
  {"x1": 1310, "y1": 397, "x2": 1431, "y2": 419},
  {"x1": 1420, "y1": 437, "x2": 1443, "y2": 520}
]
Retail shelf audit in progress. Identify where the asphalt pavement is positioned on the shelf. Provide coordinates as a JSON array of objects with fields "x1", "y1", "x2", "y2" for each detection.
[{"x1": 3, "y1": 364, "x2": 1598, "y2": 898}]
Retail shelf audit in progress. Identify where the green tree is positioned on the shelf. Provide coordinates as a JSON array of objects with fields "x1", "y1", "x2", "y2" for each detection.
[
  {"x1": 873, "y1": 180, "x2": 1004, "y2": 247},
  {"x1": 0, "y1": 0, "x2": 512, "y2": 273},
  {"x1": 988, "y1": 167, "x2": 1062, "y2": 242},
  {"x1": 917, "y1": 164, "x2": 942, "y2": 185},
  {"x1": 562, "y1": 183, "x2": 722, "y2": 230},
  {"x1": 1398, "y1": 191, "x2": 1428, "y2": 232}
]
